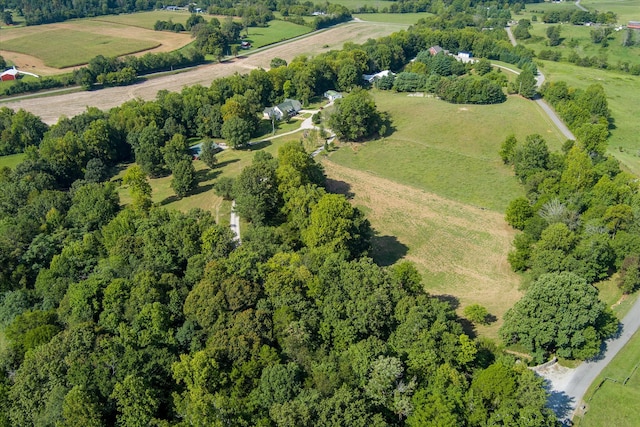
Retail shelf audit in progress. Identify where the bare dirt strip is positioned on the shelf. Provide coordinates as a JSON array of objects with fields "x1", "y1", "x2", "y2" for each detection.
[
  {"x1": 0, "y1": 21, "x2": 191, "y2": 76},
  {"x1": 2, "y1": 21, "x2": 402, "y2": 124},
  {"x1": 321, "y1": 159, "x2": 522, "y2": 338}
]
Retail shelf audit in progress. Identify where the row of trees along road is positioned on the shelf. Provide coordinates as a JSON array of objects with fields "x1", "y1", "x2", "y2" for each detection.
[{"x1": 498, "y1": 79, "x2": 639, "y2": 362}]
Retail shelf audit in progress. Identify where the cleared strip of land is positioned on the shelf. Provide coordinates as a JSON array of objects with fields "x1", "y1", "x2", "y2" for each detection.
[
  {"x1": 321, "y1": 159, "x2": 522, "y2": 339},
  {"x1": 2, "y1": 21, "x2": 408, "y2": 124}
]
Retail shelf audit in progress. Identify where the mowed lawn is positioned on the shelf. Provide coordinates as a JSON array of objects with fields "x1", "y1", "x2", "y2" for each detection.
[
  {"x1": 328, "y1": 91, "x2": 566, "y2": 212},
  {"x1": 353, "y1": 12, "x2": 433, "y2": 24},
  {"x1": 243, "y1": 20, "x2": 312, "y2": 49},
  {"x1": 580, "y1": 0, "x2": 640, "y2": 23},
  {"x1": 574, "y1": 327, "x2": 640, "y2": 427},
  {"x1": 0, "y1": 153, "x2": 26, "y2": 169},
  {"x1": 1, "y1": 29, "x2": 158, "y2": 68}
]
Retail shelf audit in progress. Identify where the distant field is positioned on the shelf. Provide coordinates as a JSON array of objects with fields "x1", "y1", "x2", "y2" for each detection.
[
  {"x1": 243, "y1": 20, "x2": 312, "y2": 50},
  {"x1": 333, "y1": 0, "x2": 395, "y2": 10},
  {"x1": 580, "y1": 0, "x2": 640, "y2": 23},
  {"x1": 0, "y1": 153, "x2": 26, "y2": 169},
  {"x1": 354, "y1": 12, "x2": 432, "y2": 24},
  {"x1": 574, "y1": 327, "x2": 640, "y2": 427},
  {"x1": 521, "y1": 22, "x2": 640, "y2": 69},
  {"x1": 91, "y1": 10, "x2": 194, "y2": 29},
  {"x1": 538, "y1": 60, "x2": 640, "y2": 176},
  {"x1": 1, "y1": 29, "x2": 158, "y2": 68},
  {"x1": 327, "y1": 91, "x2": 565, "y2": 212}
]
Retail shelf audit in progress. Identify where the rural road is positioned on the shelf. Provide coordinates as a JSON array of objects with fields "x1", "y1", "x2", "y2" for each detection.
[
  {"x1": 505, "y1": 24, "x2": 640, "y2": 423},
  {"x1": 537, "y1": 295, "x2": 640, "y2": 423},
  {"x1": 0, "y1": 21, "x2": 403, "y2": 125},
  {"x1": 503, "y1": 26, "x2": 575, "y2": 141},
  {"x1": 575, "y1": 0, "x2": 588, "y2": 12}
]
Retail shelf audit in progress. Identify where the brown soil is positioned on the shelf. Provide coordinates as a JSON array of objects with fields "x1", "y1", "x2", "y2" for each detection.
[
  {"x1": 2, "y1": 22, "x2": 400, "y2": 124},
  {"x1": 321, "y1": 159, "x2": 523, "y2": 337}
]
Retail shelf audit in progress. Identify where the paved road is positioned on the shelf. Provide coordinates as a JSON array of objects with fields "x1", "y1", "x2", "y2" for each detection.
[
  {"x1": 230, "y1": 200, "x2": 241, "y2": 244},
  {"x1": 575, "y1": 0, "x2": 588, "y2": 12},
  {"x1": 502, "y1": 26, "x2": 575, "y2": 140},
  {"x1": 540, "y1": 296, "x2": 640, "y2": 423},
  {"x1": 505, "y1": 24, "x2": 640, "y2": 423}
]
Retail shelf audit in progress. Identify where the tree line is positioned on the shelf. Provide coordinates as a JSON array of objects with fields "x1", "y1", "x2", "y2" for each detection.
[
  {"x1": 0, "y1": 125, "x2": 558, "y2": 425},
  {"x1": 497, "y1": 81, "x2": 638, "y2": 361}
]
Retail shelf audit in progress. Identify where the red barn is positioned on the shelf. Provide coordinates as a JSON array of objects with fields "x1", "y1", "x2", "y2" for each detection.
[
  {"x1": 0, "y1": 68, "x2": 19, "y2": 81},
  {"x1": 629, "y1": 21, "x2": 640, "y2": 29}
]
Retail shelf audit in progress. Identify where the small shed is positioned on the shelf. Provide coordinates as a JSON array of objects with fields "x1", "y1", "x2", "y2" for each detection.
[
  {"x1": 629, "y1": 21, "x2": 640, "y2": 29},
  {"x1": 0, "y1": 68, "x2": 19, "y2": 81},
  {"x1": 323, "y1": 90, "x2": 343, "y2": 102}
]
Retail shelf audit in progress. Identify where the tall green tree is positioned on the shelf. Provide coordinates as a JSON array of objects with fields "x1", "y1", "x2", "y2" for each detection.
[
  {"x1": 171, "y1": 159, "x2": 197, "y2": 198},
  {"x1": 329, "y1": 88, "x2": 384, "y2": 142},
  {"x1": 500, "y1": 272, "x2": 618, "y2": 360}
]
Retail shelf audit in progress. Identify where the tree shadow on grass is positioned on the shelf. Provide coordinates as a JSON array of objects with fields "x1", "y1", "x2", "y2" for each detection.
[
  {"x1": 325, "y1": 178, "x2": 354, "y2": 199},
  {"x1": 245, "y1": 140, "x2": 272, "y2": 151},
  {"x1": 195, "y1": 169, "x2": 220, "y2": 182},
  {"x1": 213, "y1": 158, "x2": 240, "y2": 169},
  {"x1": 371, "y1": 235, "x2": 408, "y2": 267},
  {"x1": 434, "y1": 294, "x2": 460, "y2": 310}
]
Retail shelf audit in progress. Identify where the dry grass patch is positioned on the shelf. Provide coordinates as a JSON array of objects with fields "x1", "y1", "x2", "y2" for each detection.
[{"x1": 321, "y1": 160, "x2": 522, "y2": 339}]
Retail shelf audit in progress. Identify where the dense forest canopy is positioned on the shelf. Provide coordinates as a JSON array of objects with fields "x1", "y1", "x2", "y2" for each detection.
[{"x1": 0, "y1": 3, "x2": 636, "y2": 423}]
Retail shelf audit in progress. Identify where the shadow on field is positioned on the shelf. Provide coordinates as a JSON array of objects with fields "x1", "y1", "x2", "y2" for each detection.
[
  {"x1": 371, "y1": 235, "x2": 408, "y2": 267},
  {"x1": 214, "y1": 158, "x2": 240, "y2": 169},
  {"x1": 325, "y1": 178, "x2": 354, "y2": 199}
]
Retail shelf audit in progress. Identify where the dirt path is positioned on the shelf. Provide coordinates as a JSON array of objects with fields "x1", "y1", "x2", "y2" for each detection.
[{"x1": 2, "y1": 21, "x2": 403, "y2": 124}]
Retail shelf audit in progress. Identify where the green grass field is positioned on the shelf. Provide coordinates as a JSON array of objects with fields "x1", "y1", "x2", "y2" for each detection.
[
  {"x1": 1, "y1": 29, "x2": 158, "y2": 68},
  {"x1": 90, "y1": 10, "x2": 194, "y2": 29},
  {"x1": 327, "y1": 91, "x2": 565, "y2": 212},
  {"x1": 242, "y1": 20, "x2": 312, "y2": 50},
  {"x1": 333, "y1": 0, "x2": 396, "y2": 10},
  {"x1": 537, "y1": 60, "x2": 640, "y2": 176},
  {"x1": 521, "y1": 21, "x2": 640, "y2": 69},
  {"x1": 0, "y1": 153, "x2": 26, "y2": 169},
  {"x1": 580, "y1": 0, "x2": 640, "y2": 23},
  {"x1": 574, "y1": 327, "x2": 640, "y2": 426},
  {"x1": 353, "y1": 12, "x2": 433, "y2": 24}
]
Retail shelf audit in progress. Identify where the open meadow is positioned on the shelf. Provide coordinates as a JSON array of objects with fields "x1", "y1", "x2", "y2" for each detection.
[
  {"x1": 580, "y1": 0, "x2": 640, "y2": 23},
  {"x1": 353, "y1": 12, "x2": 433, "y2": 25},
  {"x1": 537, "y1": 60, "x2": 640, "y2": 176},
  {"x1": 319, "y1": 92, "x2": 567, "y2": 337},
  {"x1": 243, "y1": 20, "x2": 312, "y2": 50},
  {"x1": 0, "y1": 16, "x2": 192, "y2": 74}
]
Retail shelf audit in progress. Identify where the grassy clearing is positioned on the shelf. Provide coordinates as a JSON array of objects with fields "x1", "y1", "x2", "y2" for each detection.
[
  {"x1": 243, "y1": 20, "x2": 311, "y2": 50},
  {"x1": 321, "y1": 159, "x2": 522, "y2": 340},
  {"x1": 331, "y1": 0, "x2": 395, "y2": 10},
  {"x1": 580, "y1": 0, "x2": 640, "y2": 23},
  {"x1": 1, "y1": 29, "x2": 158, "y2": 68},
  {"x1": 536, "y1": 60, "x2": 640, "y2": 176},
  {"x1": 574, "y1": 327, "x2": 640, "y2": 427},
  {"x1": 90, "y1": 10, "x2": 194, "y2": 29},
  {"x1": 327, "y1": 91, "x2": 565, "y2": 212},
  {"x1": 521, "y1": 21, "x2": 640, "y2": 68},
  {"x1": 0, "y1": 153, "x2": 26, "y2": 169},
  {"x1": 353, "y1": 12, "x2": 433, "y2": 24}
]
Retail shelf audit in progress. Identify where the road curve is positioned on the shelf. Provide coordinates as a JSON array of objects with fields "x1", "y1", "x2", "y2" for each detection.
[{"x1": 505, "y1": 24, "x2": 640, "y2": 424}]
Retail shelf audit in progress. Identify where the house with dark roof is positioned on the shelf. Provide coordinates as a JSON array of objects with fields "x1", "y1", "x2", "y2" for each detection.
[{"x1": 263, "y1": 99, "x2": 303, "y2": 120}]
